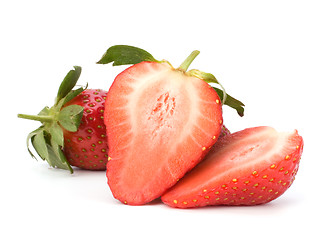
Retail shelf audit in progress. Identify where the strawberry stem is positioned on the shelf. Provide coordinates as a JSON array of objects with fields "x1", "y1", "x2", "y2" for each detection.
[
  {"x1": 17, "y1": 114, "x2": 54, "y2": 123},
  {"x1": 178, "y1": 50, "x2": 200, "y2": 72}
]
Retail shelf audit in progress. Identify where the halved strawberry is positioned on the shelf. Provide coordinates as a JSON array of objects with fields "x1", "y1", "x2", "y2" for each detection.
[
  {"x1": 101, "y1": 49, "x2": 229, "y2": 205},
  {"x1": 161, "y1": 126, "x2": 304, "y2": 208}
]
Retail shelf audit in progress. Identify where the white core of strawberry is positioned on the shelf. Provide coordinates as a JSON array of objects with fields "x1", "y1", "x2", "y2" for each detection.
[
  {"x1": 221, "y1": 128, "x2": 294, "y2": 176},
  {"x1": 125, "y1": 62, "x2": 211, "y2": 148}
]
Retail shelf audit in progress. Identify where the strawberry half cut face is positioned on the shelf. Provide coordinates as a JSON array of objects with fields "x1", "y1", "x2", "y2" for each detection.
[
  {"x1": 105, "y1": 61, "x2": 223, "y2": 205},
  {"x1": 161, "y1": 126, "x2": 304, "y2": 208}
]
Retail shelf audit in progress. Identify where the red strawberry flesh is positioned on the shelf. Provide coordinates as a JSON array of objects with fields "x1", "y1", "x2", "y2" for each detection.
[
  {"x1": 161, "y1": 126, "x2": 303, "y2": 208},
  {"x1": 105, "y1": 61, "x2": 223, "y2": 205}
]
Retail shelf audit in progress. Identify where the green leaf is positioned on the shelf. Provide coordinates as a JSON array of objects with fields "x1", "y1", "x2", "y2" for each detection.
[
  {"x1": 47, "y1": 145, "x2": 73, "y2": 173},
  {"x1": 54, "y1": 86, "x2": 85, "y2": 112},
  {"x1": 38, "y1": 106, "x2": 50, "y2": 116},
  {"x1": 97, "y1": 45, "x2": 158, "y2": 66},
  {"x1": 49, "y1": 140, "x2": 73, "y2": 173},
  {"x1": 58, "y1": 105, "x2": 84, "y2": 132},
  {"x1": 56, "y1": 66, "x2": 82, "y2": 104},
  {"x1": 26, "y1": 128, "x2": 43, "y2": 159},
  {"x1": 62, "y1": 86, "x2": 85, "y2": 107},
  {"x1": 49, "y1": 122, "x2": 64, "y2": 147},
  {"x1": 26, "y1": 126, "x2": 73, "y2": 173},
  {"x1": 31, "y1": 129, "x2": 49, "y2": 160},
  {"x1": 213, "y1": 87, "x2": 245, "y2": 117}
]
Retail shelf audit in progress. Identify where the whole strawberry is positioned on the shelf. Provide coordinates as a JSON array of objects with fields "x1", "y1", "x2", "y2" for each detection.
[
  {"x1": 62, "y1": 89, "x2": 108, "y2": 170},
  {"x1": 18, "y1": 66, "x2": 108, "y2": 173}
]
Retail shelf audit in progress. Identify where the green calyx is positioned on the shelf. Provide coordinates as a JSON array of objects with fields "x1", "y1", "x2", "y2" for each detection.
[
  {"x1": 18, "y1": 66, "x2": 86, "y2": 173},
  {"x1": 186, "y1": 69, "x2": 227, "y2": 105},
  {"x1": 97, "y1": 45, "x2": 245, "y2": 117},
  {"x1": 177, "y1": 50, "x2": 200, "y2": 72}
]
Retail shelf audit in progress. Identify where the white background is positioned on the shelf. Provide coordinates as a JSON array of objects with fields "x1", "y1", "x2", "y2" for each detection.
[{"x1": 1, "y1": 0, "x2": 320, "y2": 239}]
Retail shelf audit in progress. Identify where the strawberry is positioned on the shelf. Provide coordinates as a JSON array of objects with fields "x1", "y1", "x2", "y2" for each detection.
[
  {"x1": 161, "y1": 126, "x2": 304, "y2": 208},
  {"x1": 97, "y1": 45, "x2": 244, "y2": 205},
  {"x1": 61, "y1": 89, "x2": 108, "y2": 170},
  {"x1": 18, "y1": 66, "x2": 108, "y2": 173}
]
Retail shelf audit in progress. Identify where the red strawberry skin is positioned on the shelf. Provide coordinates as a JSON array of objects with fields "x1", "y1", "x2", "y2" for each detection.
[
  {"x1": 105, "y1": 61, "x2": 223, "y2": 205},
  {"x1": 161, "y1": 126, "x2": 303, "y2": 208},
  {"x1": 62, "y1": 89, "x2": 109, "y2": 170}
]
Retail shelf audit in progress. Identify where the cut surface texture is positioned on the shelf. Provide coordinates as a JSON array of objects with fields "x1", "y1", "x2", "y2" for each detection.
[
  {"x1": 105, "y1": 61, "x2": 223, "y2": 205},
  {"x1": 161, "y1": 126, "x2": 304, "y2": 208}
]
